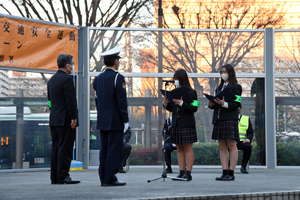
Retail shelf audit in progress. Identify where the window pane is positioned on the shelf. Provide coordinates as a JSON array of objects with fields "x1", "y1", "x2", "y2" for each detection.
[
  {"x1": 275, "y1": 32, "x2": 300, "y2": 73},
  {"x1": 0, "y1": 70, "x2": 52, "y2": 169},
  {"x1": 275, "y1": 78, "x2": 300, "y2": 165}
]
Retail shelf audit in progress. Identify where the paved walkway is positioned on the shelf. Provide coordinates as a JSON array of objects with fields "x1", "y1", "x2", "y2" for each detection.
[{"x1": 1, "y1": 166, "x2": 300, "y2": 200}]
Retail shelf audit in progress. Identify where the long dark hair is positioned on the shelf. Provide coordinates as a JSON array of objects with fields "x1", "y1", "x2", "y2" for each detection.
[
  {"x1": 217, "y1": 64, "x2": 237, "y2": 90},
  {"x1": 173, "y1": 69, "x2": 193, "y2": 90}
]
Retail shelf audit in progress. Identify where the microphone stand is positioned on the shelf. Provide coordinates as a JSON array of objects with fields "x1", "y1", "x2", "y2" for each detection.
[{"x1": 147, "y1": 81, "x2": 188, "y2": 182}]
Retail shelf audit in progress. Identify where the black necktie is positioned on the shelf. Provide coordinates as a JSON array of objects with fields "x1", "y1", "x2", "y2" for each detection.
[{"x1": 222, "y1": 84, "x2": 227, "y2": 91}]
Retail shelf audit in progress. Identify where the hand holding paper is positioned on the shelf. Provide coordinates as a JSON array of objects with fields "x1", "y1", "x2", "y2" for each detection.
[
  {"x1": 208, "y1": 101, "x2": 215, "y2": 107},
  {"x1": 204, "y1": 87, "x2": 237, "y2": 107},
  {"x1": 160, "y1": 86, "x2": 193, "y2": 107},
  {"x1": 164, "y1": 97, "x2": 170, "y2": 104},
  {"x1": 173, "y1": 96, "x2": 183, "y2": 105},
  {"x1": 214, "y1": 96, "x2": 225, "y2": 106}
]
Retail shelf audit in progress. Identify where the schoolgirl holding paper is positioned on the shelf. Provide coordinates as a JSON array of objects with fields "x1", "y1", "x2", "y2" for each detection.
[
  {"x1": 164, "y1": 69, "x2": 199, "y2": 181},
  {"x1": 208, "y1": 64, "x2": 242, "y2": 181}
]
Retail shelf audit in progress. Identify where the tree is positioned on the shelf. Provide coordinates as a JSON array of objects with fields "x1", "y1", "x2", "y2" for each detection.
[
  {"x1": 140, "y1": 0, "x2": 287, "y2": 143},
  {"x1": 1, "y1": 0, "x2": 154, "y2": 75}
]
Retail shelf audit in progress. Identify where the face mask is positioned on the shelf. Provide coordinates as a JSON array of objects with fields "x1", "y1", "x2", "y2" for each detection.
[
  {"x1": 174, "y1": 80, "x2": 180, "y2": 88},
  {"x1": 221, "y1": 73, "x2": 229, "y2": 82},
  {"x1": 67, "y1": 64, "x2": 75, "y2": 74}
]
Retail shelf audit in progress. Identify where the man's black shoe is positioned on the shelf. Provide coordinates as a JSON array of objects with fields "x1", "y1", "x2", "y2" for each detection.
[
  {"x1": 57, "y1": 176, "x2": 80, "y2": 184},
  {"x1": 118, "y1": 166, "x2": 126, "y2": 173},
  {"x1": 101, "y1": 180, "x2": 126, "y2": 186},
  {"x1": 215, "y1": 174, "x2": 226, "y2": 181},
  {"x1": 51, "y1": 180, "x2": 57, "y2": 184},
  {"x1": 222, "y1": 174, "x2": 235, "y2": 181},
  {"x1": 240, "y1": 166, "x2": 248, "y2": 173},
  {"x1": 165, "y1": 167, "x2": 172, "y2": 173}
]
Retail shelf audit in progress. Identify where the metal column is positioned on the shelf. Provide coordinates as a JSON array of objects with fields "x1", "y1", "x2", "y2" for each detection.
[
  {"x1": 157, "y1": 0, "x2": 163, "y2": 162},
  {"x1": 15, "y1": 89, "x2": 24, "y2": 169},
  {"x1": 145, "y1": 89, "x2": 151, "y2": 148},
  {"x1": 265, "y1": 28, "x2": 276, "y2": 169},
  {"x1": 77, "y1": 27, "x2": 90, "y2": 169}
]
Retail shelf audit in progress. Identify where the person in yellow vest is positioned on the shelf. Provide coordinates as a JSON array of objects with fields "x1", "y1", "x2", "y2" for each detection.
[{"x1": 237, "y1": 105, "x2": 253, "y2": 173}]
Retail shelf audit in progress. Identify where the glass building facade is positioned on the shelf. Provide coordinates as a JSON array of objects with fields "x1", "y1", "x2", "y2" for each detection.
[{"x1": 1, "y1": 25, "x2": 300, "y2": 169}]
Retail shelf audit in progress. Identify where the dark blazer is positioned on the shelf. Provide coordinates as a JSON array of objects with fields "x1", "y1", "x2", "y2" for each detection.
[
  {"x1": 165, "y1": 89, "x2": 198, "y2": 127},
  {"x1": 47, "y1": 70, "x2": 78, "y2": 127},
  {"x1": 239, "y1": 114, "x2": 254, "y2": 142},
  {"x1": 93, "y1": 68, "x2": 129, "y2": 131},
  {"x1": 209, "y1": 82, "x2": 242, "y2": 124}
]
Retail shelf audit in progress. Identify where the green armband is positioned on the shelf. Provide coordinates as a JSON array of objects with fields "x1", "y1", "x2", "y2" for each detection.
[
  {"x1": 48, "y1": 100, "x2": 51, "y2": 108},
  {"x1": 190, "y1": 100, "x2": 199, "y2": 108},
  {"x1": 234, "y1": 95, "x2": 241, "y2": 103}
]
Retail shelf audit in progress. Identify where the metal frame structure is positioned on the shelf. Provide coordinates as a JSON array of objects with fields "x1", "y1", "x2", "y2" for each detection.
[{"x1": 1, "y1": 13, "x2": 300, "y2": 169}]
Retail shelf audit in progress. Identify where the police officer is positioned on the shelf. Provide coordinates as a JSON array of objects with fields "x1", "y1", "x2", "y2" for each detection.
[
  {"x1": 237, "y1": 105, "x2": 253, "y2": 173},
  {"x1": 93, "y1": 48, "x2": 129, "y2": 186}
]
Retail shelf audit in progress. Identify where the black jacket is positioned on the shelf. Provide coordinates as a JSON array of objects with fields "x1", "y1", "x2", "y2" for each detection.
[
  {"x1": 209, "y1": 82, "x2": 242, "y2": 124},
  {"x1": 165, "y1": 89, "x2": 198, "y2": 127},
  {"x1": 93, "y1": 68, "x2": 129, "y2": 131},
  {"x1": 47, "y1": 70, "x2": 78, "y2": 127}
]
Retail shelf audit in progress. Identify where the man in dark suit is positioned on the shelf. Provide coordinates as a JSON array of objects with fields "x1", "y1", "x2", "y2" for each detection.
[
  {"x1": 237, "y1": 105, "x2": 254, "y2": 173},
  {"x1": 93, "y1": 48, "x2": 129, "y2": 186},
  {"x1": 47, "y1": 54, "x2": 80, "y2": 184},
  {"x1": 118, "y1": 127, "x2": 132, "y2": 173}
]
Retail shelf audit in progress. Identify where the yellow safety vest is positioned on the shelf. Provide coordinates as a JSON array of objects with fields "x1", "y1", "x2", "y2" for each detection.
[{"x1": 238, "y1": 115, "x2": 249, "y2": 141}]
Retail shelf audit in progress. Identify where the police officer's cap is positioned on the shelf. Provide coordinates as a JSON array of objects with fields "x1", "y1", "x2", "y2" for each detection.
[{"x1": 101, "y1": 48, "x2": 121, "y2": 59}]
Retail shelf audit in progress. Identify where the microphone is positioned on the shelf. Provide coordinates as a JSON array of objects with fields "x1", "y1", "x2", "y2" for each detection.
[{"x1": 162, "y1": 80, "x2": 174, "y2": 83}]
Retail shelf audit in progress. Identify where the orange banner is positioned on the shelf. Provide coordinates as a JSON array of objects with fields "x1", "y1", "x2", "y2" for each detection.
[{"x1": 0, "y1": 16, "x2": 78, "y2": 72}]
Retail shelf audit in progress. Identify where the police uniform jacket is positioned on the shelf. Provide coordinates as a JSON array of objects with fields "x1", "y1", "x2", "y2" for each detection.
[
  {"x1": 93, "y1": 68, "x2": 129, "y2": 131},
  {"x1": 165, "y1": 89, "x2": 198, "y2": 127},
  {"x1": 209, "y1": 82, "x2": 242, "y2": 124},
  {"x1": 47, "y1": 70, "x2": 78, "y2": 127}
]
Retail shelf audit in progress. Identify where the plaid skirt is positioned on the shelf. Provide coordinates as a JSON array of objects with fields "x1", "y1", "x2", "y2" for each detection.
[
  {"x1": 212, "y1": 119, "x2": 240, "y2": 140},
  {"x1": 170, "y1": 126, "x2": 198, "y2": 144}
]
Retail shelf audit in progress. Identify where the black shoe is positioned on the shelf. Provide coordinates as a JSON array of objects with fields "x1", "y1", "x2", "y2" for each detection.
[
  {"x1": 165, "y1": 167, "x2": 172, "y2": 173},
  {"x1": 240, "y1": 166, "x2": 248, "y2": 173},
  {"x1": 101, "y1": 180, "x2": 126, "y2": 186},
  {"x1": 182, "y1": 174, "x2": 192, "y2": 181},
  {"x1": 51, "y1": 180, "x2": 57, "y2": 184},
  {"x1": 222, "y1": 174, "x2": 235, "y2": 181},
  {"x1": 215, "y1": 174, "x2": 226, "y2": 181},
  {"x1": 118, "y1": 166, "x2": 126, "y2": 173},
  {"x1": 57, "y1": 176, "x2": 80, "y2": 184},
  {"x1": 172, "y1": 173, "x2": 184, "y2": 181}
]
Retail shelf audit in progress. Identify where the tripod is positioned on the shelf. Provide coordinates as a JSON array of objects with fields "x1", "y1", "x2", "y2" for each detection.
[{"x1": 147, "y1": 81, "x2": 188, "y2": 183}]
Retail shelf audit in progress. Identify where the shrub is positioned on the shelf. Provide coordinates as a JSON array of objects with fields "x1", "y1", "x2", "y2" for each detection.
[
  {"x1": 129, "y1": 147, "x2": 158, "y2": 165},
  {"x1": 277, "y1": 142, "x2": 300, "y2": 166},
  {"x1": 128, "y1": 142, "x2": 300, "y2": 166}
]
